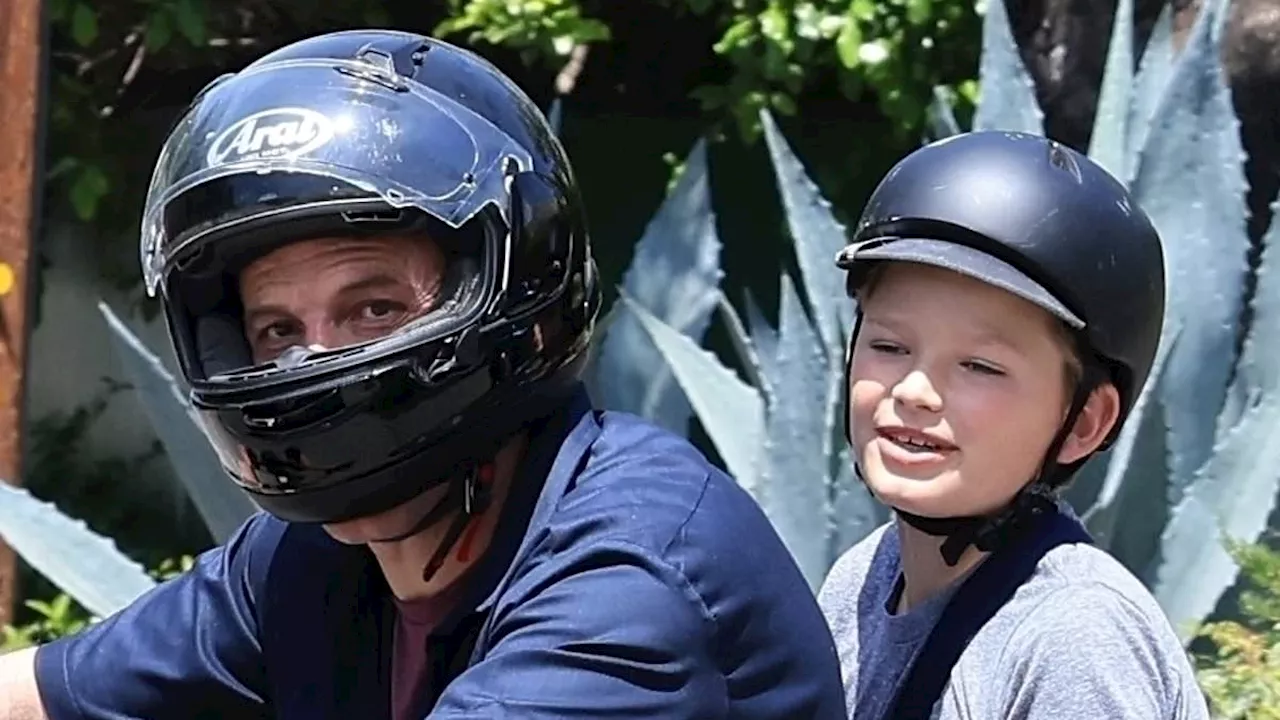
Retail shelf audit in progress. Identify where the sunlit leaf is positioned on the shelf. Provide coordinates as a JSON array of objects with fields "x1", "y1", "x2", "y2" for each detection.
[
  {"x1": 1124, "y1": 1, "x2": 1176, "y2": 182},
  {"x1": 0, "y1": 484, "x2": 156, "y2": 619},
  {"x1": 1217, "y1": 194, "x2": 1280, "y2": 442},
  {"x1": 971, "y1": 0, "x2": 1044, "y2": 134},
  {"x1": 1086, "y1": 0, "x2": 1134, "y2": 179},
  {"x1": 1153, "y1": 397, "x2": 1280, "y2": 644},
  {"x1": 1130, "y1": 0, "x2": 1249, "y2": 503},
  {"x1": 759, "y1": 272, "x2": 835, "y2": 588},
  {"x1": 623, "y1": 293, "x2": 765, "y2": 493},
  {"x1": 759, "y1": 109, "x2": 853, "y2": 360},
  {"x1": 716, "y1": 293, "x2": 770, "y2": 401}
]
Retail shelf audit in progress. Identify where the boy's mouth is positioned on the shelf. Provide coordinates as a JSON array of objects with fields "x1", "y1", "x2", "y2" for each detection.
[{"x1": 877, "y1": 426, "x2": 957, "y2": 454}]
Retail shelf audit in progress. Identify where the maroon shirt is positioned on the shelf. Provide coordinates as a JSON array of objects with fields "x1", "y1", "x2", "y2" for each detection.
[
  {"x1": 390, "y1": 512, "x2": 489, "y2": 720},
  {"x1": 390, "y1": 581, "x2": 463, "y2": 720}
]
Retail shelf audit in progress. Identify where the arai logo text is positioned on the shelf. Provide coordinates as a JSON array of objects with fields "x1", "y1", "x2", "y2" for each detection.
[{"x1": 205, "y1": 108, "x2": 335, "y2": 166}]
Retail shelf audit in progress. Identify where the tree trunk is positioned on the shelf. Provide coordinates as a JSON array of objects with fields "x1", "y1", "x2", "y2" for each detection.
[{"x1": 0, "y1": 0, "x2": 45, "y2": 627}]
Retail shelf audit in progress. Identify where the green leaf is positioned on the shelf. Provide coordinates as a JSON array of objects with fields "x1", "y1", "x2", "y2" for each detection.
[
  {"x1": 171, "y1": 0, "x2": 206, "y2": 46},
  {"x1": 0, "y1": 483, "x2": 156, "y2": 619},
  {"x1": 70, "y1": 3, "x2": 97, "y2": 47},
  {"x1": 144, "y1": 11, "x2": 173, "y2": 51},
  {"x1": 98, "y1": 302, "x2": 258, "y2": 543},
  {"x1": 588, "y1": 139, "x2": 724, "y2": 438},
  {"x1": 759, "y1": 109, "x2": 854, "y2": 361},
  {"x1": 1153, "y1": 396, "x2": 1280, "y2": 644},
  {"x1": 834, "y1": 12, "x2": 863, "y2": 69},
  {"x1": 971, "y1": 0, "x2": 1043, "y2": 134},
  {"x1": 1086, "y1": 0, "x2": 1134, "y2": 180},
  {"x1": 1130, "y1": 0, "x2": 1249, "y2": 503},
  {"x1": 623, "y1": 293, "x2": 766, "y2": 494},
  {"x1": 851, "y1": 0, "x2": 876, "y2": 22},
  {"x1": 759, "y1": 272, "x2": 837, "y2": 588},
  {"x1": 69, "y1": 164, "x2": 108, "y2": 221}
]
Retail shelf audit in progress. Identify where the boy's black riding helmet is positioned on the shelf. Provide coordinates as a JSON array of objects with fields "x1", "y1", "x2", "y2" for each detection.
[
  {"x1": 139, "y1": 30, "x2": 601, "y2": 528},
  {"x1": 836, "y1": 131, "x2": 1167, "y2": 563}
]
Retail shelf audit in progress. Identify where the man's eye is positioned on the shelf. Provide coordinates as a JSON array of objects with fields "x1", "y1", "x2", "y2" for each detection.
[
  {"x1": 261, "y1": 322, "x2": 298, "y2": 341},
  {"x1": 355, "y1": 299, "x2": 407, "y2": 322}
]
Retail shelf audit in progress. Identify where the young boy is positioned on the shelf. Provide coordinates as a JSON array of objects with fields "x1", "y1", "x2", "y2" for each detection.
[{"x1": 817, "y1": 131, "x2": 1211, "y2": 719}]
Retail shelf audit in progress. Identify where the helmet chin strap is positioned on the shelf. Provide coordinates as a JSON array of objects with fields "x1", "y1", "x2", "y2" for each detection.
[
  {"x1": 369, "y1": 462, "x2": 495, "y2": 583},
  {"x1": 844, "y1": 315, "x2": 1098, "y2": 566}
]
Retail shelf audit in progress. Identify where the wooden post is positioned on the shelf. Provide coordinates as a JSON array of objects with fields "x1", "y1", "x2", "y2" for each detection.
[{"x1": 0, "y1": 0, "x2": 45, "y2": 628}]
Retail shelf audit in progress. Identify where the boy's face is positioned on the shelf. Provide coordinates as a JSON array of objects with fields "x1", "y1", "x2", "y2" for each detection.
[{"x1": 847, "y1": 262, "x2": 1118, "y2": 520}]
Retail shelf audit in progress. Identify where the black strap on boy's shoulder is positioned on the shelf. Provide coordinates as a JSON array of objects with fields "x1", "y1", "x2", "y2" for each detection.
[{"x1": 886, "y1": 507, "x2": 1094, "y2": 719}]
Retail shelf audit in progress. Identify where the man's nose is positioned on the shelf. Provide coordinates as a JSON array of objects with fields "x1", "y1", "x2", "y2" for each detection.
[
  {"x1": 891, "y1": 369, "x2": 943, "y2": 412},
  {"x1": 303, "y1": 322, "x2": 350, "y2": 353}
]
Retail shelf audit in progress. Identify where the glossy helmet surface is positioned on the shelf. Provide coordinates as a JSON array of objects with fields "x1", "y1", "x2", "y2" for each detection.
[
  {"x1": 140, "y1": 29, "x2": 601, "y2": 524},
  {"x1": 838, "y1": 131, "x2": 1167, "y2": 446}
]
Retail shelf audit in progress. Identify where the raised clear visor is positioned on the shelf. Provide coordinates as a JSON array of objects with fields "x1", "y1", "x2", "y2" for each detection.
[{"x1": 139, "y1": 55, "x2": 533, "y2": 293}]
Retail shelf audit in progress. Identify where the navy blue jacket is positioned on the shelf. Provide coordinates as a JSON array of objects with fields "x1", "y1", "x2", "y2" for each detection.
[{"x1": 33, "y1": 387, "x2": 846, "y2": 718}]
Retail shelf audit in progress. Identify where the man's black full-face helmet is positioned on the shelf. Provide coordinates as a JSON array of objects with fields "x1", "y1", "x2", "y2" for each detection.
[{"x1": 140, "y1": 30, "x2": 601, "y2": 525}]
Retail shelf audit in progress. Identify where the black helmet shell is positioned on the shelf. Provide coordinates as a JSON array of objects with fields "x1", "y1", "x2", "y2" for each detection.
[
  {"x1": 143, "y1": 30, "x2": 601, "y2": 524},
  {"x1": 838, "y1": 131, "x2": 1167, "y2": 437}
]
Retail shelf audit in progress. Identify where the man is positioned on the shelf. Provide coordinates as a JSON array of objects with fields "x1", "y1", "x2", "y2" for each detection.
[{"x1": 0, "y1": 29, "x2": 846, "y2": 719}]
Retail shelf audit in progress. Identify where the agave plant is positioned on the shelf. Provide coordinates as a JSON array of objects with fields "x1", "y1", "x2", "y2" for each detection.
[{"x1": 634, "y1": 0, "x2": 1280, "y2": 643}]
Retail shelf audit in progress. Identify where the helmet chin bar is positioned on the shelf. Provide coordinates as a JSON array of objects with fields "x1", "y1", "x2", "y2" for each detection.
[{"x1": 844, "y1": 314, "x2": 1099, "y2": 566}]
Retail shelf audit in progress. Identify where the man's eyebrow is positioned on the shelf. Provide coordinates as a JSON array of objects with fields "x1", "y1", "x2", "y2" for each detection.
[{"x1": 333, "y1": 273, "x2": 406, "y2": 295}]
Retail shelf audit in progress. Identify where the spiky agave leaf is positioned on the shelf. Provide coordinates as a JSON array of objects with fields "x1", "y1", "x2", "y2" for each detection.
[
  {"x1": 1219, "y1": 196, "x2": 1280, "y2": 439},
  {"x1": 589, "y1": 139, "x2": 724, "y2": 437},
  {"x1": 98, "y1": 302, "x2": 258, "y2": 543},
  {"x1": 829, "y1": 446, "x2": 888, "y2": 561},
  {"x1": 716, "y1": 293, "x2": 772, "y2": 403},
  {"x1": 924, "y1": 85, "x2": 962, "y2": 142},
  {"x1": 1149, "y1": 189, "x2": 1280, "y2": 637},
  {"x1": 0, "y1": 483, "x2": 157, "y2": 619},
  {"x1": 1129, "y1": 0, "x2": 1250, "y2": 505},
  {"x1": 1153, "y1": 396, "x2": 1280, "y2": 644},
  {"x1": 758, "y1": 272, "x2": 836, "y2": 589},
  {"x1": 759, "y1": 109, "x2": 853, "y2": 363},
  {"x1": 1086, "y1": 0, "x2": 1135, "y2": 179},
  {"x1": 623, "y1": 293, "x2": 766, "y2": 495},
  {"x1": 742, "y1": 288, "x2": 779, "y2": 383},
  {"x1": 971, "y1": 0, "x2": 1044, "y2": 134},
  {"x1": 1124, "y1": 1, "x2": 1176, "y2": 182},
  {"x1": 1083, "y1": 323, "x2": 1180, "y2": 574}
]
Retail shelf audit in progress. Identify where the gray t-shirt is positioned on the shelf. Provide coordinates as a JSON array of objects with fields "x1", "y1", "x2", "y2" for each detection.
[{"x1": 817, "y1": 518, "x2": 1211, "y2": 720}]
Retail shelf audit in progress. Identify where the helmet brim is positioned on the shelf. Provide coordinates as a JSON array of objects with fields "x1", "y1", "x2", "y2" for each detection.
[{"x1": 837, "y1": 236, "x2": 1086, "y2": 330}]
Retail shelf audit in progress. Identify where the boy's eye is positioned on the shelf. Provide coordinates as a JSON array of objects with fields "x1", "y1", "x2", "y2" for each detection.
[
  {"x1": 962, "y1": 359, "x2": 1005, "y2": 376},
  {"x1": 868, "y1": 340, "x2": 906, "y2": 354}
]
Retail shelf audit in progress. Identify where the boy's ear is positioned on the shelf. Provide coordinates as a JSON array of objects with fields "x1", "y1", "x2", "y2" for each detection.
[{"x1": 1056, "y1": 382, "x2": 1121, "y2": 465}]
